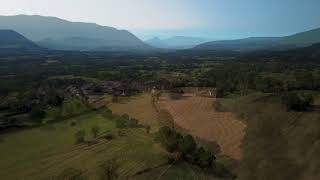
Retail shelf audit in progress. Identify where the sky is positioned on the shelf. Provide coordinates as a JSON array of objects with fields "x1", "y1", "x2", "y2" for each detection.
[{"x1": 1, "y1": 0, "x2": 320, "y2": 40}]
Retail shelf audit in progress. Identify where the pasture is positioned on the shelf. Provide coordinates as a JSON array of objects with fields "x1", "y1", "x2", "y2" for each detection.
[{"x1": 0, "y1": 110, "x2": 167, "y2": 180}]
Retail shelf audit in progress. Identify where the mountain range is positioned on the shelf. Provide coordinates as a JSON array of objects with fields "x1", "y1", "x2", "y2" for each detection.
[
  {"x1": 0, "y1": 14, "x2": 320, "y2": 53},
  {"x1": 145, "y1": 36, "x2": 207, "y2": 49},
  {"x1": 194, "y1": 37, "x2": 282, "y2": 52},
  {"x1": 195, "y1": 27, "x2": 320, "y2": 52},
  {"x1": 0, "y1": 15, "x2": 150, "y2": 51}
]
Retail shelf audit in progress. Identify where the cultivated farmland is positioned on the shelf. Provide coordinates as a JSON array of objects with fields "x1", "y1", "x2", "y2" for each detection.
[
  {"x1": 157, "y1": 93, "x2": 246, "y2": 160},
  {"x1": 109, "y1": 94, "x2": 161, "y2": 131}
]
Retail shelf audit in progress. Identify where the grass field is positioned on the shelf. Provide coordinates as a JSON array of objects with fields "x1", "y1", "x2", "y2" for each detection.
[
  {"x1": 157, "y1": 93, "x2": 245, "y2": 160},
  {"x1": 133, "y1": 162, "x2": 227, "y2": 180},
  {"x1": 0, "y1": 110, "x2": 168, "y2": 180}
]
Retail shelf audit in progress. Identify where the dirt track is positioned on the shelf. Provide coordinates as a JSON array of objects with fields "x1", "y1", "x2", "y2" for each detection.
[{"x1": 158, "y1": 93, "x2": 245, "y2": 160}]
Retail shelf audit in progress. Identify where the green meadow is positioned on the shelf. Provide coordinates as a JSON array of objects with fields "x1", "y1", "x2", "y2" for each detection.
[{"x1": 0, "y1": 110, "x2": 168, "y2": 180}]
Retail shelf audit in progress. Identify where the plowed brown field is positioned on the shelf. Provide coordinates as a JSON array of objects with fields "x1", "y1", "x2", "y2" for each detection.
[
  {"x1": 109, "y1": 94, "x2": 160, "y2": 131},
  {"x1": 158, "y1": 93, "x2": 245, "y2": 160}
]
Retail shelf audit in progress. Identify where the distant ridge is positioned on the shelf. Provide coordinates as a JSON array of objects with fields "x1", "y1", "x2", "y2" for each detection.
[
  {"x1": 194, "y1": 37, "x2": 282, "y2": 52},
  {"x1": 0, "y1": 15, "x2": 151, "y2": 51},
  {"x1": 146, "y1": 36, "x2": 207, "y2": 49},
  {"x1": 0, "y1": 29, "x2": 40, "y2": 50},
  {"x1": 195, "y1": 27, "x2": 320, "y2": 52},
  {"x1": 244, "y1": 42, "x2": 320, "y2": 63},
  {"x1": 280, "y1": 27, "x2": 320, "y2": 47}
]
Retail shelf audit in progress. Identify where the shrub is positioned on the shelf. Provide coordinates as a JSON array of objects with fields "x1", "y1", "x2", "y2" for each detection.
[
  {"x1": 75, "y1": 129, "x2": 86, "y2": 144},
  {"x1": 169, "y1": 93, "x2": 183, "y2": 100},
  {"x1": 158, "y1": 110, "x2": 175, "y2": 128},
  {"x1": 192, "y1": 147, "x2": 215, "y2": 168},
  {"x1": 200, "y1": 150, "x2": 216, "y2": 167},
  {"x1": 100, "y1": 107, "x2": 113, "y2": 119},
  {"x1": 99, "y1": 159, "x2": 120, "y2": 180},
  {"x1": 165, "y1": 133, "x2": 182, "y2": 153},
  {"x1": 213, "y1": 161, "x2": 234, "y2": 178},
  {"x1": 70, "y1": 121, "x2": 77, "y2": 126},
  {"x1": 53, "y1": 168, "x2": 86, "y2": 180},
  {"x1": 29, "y1": 106, "x2": 46, "y2": 123},
  {"x1": 145, "y1": 125, "x2": 151, "y2": 134},
  {"x1": 169, "y1": 89, "x2": 184, "y2": 99},
  {"x1": 115, "y1": 115, "x2": 140, "y2": 128},
  {"x1": 115, "y1": 116, "x2": 127, "y2": 128},
  {"x1": 155, "y1": 126, "x2": 181, "y2": 152},
  {"x1": 255, "y1": 76, "x2": 284, "y2": 93},
  {"x1": 118, "y1": 130, "x2": 125, "y2": 136},
  {"x1": 167, "y1": 157, "x2": 175, "y2": 164},
  {"x1": 156, "y1": 127, "x2": 197, "y2": 155},
  {"x1": 61, "y1": 98, "x2": 89, "y2": 117},
  {"x1": 155, "y1": 127, "x2": 218, "y2": 169},
  {"x1": 178, "y1": 135, "x2": 197, "y2": 156},
  {"x1": 282, "y1": 92, "x2": 314, "y2": 111},
  {"x1": 216, "y1": 82, "x2": 234, "y2": 98},
  {"x1": 111, "y1": 96, "x2": 119, "y2": 103},
  {"x1": 91, "y1": 126, "x2": 100, "y2": 138},
  {"x1": 104, "y1": 133, "x2": 115, "y2": 140}
]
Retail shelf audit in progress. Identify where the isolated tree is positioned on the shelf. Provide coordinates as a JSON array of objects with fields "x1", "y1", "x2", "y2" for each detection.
[
  {"x1": 91, "y1": 126, "x2": 100, "y2": 138},
  {"x1": 75, "y1": 129, "x2": 86, "y2": 144}
]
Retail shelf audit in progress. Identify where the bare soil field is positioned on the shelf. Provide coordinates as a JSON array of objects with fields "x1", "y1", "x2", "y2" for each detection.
[{"x1": 157, "y1": 93, "x2": 246, "y2": 160}]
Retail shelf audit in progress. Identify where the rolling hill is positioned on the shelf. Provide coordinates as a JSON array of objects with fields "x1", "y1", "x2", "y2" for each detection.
[
  {"x1": 0, "y1": 15, "x2": 150, "y2": 51},
  {"x1": 0, "y1": 29, "x2": 40, "y2": 50},
  {"x1": 280, "y1": 27, "x2": 320, "y2": 47},
  {"x1": 195, "y1": 27, "x2": 320, "y2": 52},
  {"x1": 194, "y1": 37, "x2": 282, "y2": 52}
]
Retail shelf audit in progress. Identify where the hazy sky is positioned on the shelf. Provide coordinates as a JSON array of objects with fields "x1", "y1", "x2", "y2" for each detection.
[{"x1": 1, "y1": 0, "x2": 320, "y2": 39}]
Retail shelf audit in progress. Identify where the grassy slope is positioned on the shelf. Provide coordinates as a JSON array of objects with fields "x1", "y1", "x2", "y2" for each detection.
[
  {"x1": 133, "y1": 162, "x2": 224, "y2": 180},
  {"x1": 0, "y1": 111, "x2": 167, "y2": 180},
  {"x1": 218, "y1": 92, "x2": 320, "y2": 180}
]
